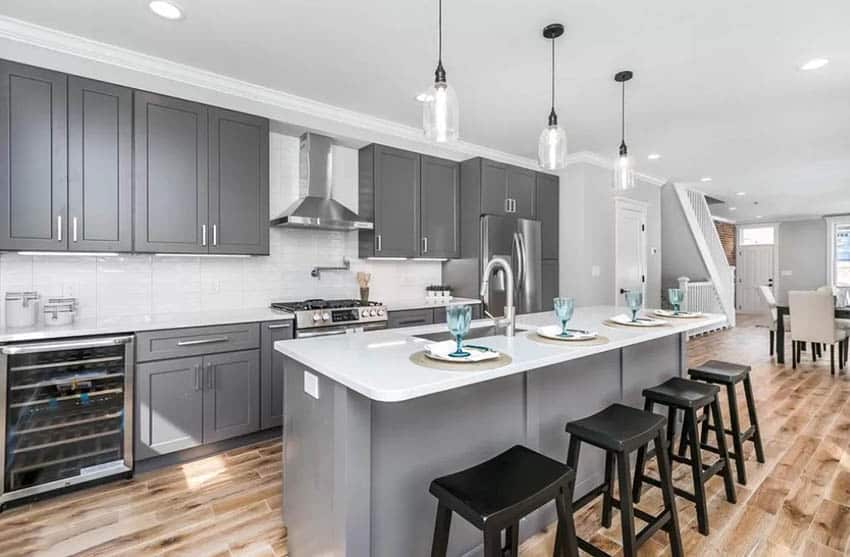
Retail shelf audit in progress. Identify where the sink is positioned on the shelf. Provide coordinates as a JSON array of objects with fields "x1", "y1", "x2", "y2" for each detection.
[{"x1": 414, "y1": 326, "x2": 527, "y2": 342}]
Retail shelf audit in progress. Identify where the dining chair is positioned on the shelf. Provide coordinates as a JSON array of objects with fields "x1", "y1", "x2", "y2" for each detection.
[
  {"x1": 758, "y1": 285, "x2": 789, "y2": 357},
  {"x1": 789, "y1": 291, "x2": 848, "y2": 374},
  {"x1": 817, "y1": 286, "x2": 850, "y2": 331}
]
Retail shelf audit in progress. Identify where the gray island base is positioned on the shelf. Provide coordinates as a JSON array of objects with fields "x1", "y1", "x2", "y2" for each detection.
[{"x1": 278, "y1": 307, "x2": 726, "y2": 556}]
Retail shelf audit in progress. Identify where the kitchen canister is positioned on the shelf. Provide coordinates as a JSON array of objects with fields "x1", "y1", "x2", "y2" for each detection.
[
  {"x1": 5, "y1": 291, "x2": 40, "y2": 328},
  {"x1": 43, "y1": 297, "x2": 77, "y2": 327}
]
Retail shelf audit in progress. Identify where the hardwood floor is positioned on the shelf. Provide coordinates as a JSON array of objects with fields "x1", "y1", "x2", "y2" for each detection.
[{"x1": 4, "y1": 315, "x2": 850, "y2": 556}]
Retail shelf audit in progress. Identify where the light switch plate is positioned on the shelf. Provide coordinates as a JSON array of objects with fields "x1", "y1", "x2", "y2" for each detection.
[
  {"x1": 591, "y1": 265, "x2": 601, "y2": 277},
  {"x1": 304, "y1": 370, "x2": 319, "y2": 399},
  {"x1": 781, "y1": 270, "x2": 793, "y2": 277}
]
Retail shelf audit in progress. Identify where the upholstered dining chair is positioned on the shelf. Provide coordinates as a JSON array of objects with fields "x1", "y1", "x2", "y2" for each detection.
[
  {"x1": 817, "y1": 286, "x2": 850, "y2": 331},
  {"x1": 758, "y1": 285, "x2": 789, "y2": 356},
  {"x1": 789, "y1": 290, "x2": 848, "y2": 374}
]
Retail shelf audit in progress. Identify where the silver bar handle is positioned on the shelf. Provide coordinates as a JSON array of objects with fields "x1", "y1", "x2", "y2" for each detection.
[
  {"x1": 1, "y1": 335, "x2": 134, "y2": 355},
  {"x1": 267, "y1": 323, "x2": 292, "y2": 330},
  {"x1": 504, "y1": 198, "x2": 510, "y2": 213},
  {"x1": 376, "y1": 234, "x2": 382, "y2": 252},
  {"x1": 57, "y1": 215, "x2": 63, "y2": 242},
  {"x1": 212, "y1": 224, "x2": 218, "y2": 246},
  {"x1": 194, "y1": 364, "x2": 201, "y2": 391},
  {"x1": 176, "y1": 336, "x2": 229, "y2": 347},
  {"x1": 296, "y1": 329, "x2": 348, "y2": 339},
  {"x1": 72, "y1": 217, "x2": 78, "y2": 243},
  {"x1": 422, "y1": 236, "x2": 428, "y2": 254},
  {"x1": 206, "y1": 362, "x2": 214, "y2": 390},
  {"x1": 513, "y1": 232, "x2": 525, "y2": 290},
  {"x1": 201, "y1": 224, "x2": 207, "y2": 247}
]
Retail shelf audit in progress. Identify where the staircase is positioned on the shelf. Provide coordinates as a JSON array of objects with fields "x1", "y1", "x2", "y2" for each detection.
[{"x1": 673, "y1": 184, "x2": 737, "y2": 327}]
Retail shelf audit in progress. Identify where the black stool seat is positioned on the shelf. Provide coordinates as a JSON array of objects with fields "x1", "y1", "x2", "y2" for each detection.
[
  {"x1": 566, "y1": 403, "x2": 664, "y2": 452},
  {"x1": 688, "y1": 360, "x2": 750, "y2": 384},
  {"x1": 429, "y1": 445, "x2": 572, "y2": 529},
  {"x1": 642, "y1": 377, "x2": 720, "y2": 408}
]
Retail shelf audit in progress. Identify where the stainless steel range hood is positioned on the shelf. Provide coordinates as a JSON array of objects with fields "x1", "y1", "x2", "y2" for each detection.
[{"x1": 270, "y1": 133, "x2": 373, "y2": 230}]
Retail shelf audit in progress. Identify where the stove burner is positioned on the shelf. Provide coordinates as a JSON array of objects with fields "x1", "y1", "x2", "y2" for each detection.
[{"x1": 270, "y1": 299, "x2": 381, "y2": 312}]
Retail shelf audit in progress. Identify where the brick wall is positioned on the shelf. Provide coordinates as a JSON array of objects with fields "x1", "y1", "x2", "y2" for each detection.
[{"x1": 714, "y1": 221, "x2": 736, "y2": 267}]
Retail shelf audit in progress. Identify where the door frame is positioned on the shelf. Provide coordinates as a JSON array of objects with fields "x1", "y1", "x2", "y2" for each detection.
[
  {"x1": 736, "y1": 222, "x2": 780, "y2": 312},
  {"x1": 614, "y1": 197, "x2": 648, "y2": 307}
]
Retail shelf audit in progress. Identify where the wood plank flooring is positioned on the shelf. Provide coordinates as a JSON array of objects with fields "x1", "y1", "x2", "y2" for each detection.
[{"x1": 3, "y1": 315, "x2": 850, "y2": 556}]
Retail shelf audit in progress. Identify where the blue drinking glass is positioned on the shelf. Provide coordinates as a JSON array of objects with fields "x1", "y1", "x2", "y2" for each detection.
[
  {"x1": 553, "y1": 297, "x2": 576, "y2": 337},
  {"x1": 624, "y1": 290, "x2": 643, "y2": 322},
  {"x1": 668, "y1": 288, "x2": 684, "y2": 314},
  {"x1": 446, "y1": 304, "x2": 472, "y2": 358}
]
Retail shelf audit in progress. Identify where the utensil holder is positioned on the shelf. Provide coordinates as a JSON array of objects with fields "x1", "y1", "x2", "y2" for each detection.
[{"x1": 360, "y1": 287, "x2": 370, "y2": 304}]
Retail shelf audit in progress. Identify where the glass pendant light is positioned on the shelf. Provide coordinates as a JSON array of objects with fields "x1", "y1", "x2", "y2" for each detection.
[
  {"x1": 537, "y1": 23, "x2": 567, "y2": 170},
  {"x1": 422, "y1": 0, "x2": 459, "y2": 142},
  {"x1": 613, "y1": 70, "x2": 635, "y2": 191}
]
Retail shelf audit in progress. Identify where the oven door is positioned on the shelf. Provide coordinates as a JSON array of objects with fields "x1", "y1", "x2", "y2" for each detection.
[{"x1": 295, "y1": 321, "x2": 387, "y2": 339}]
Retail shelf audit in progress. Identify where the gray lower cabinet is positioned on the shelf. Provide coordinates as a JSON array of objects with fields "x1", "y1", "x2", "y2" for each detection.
[
  {"x1": 537, "y1": 173, "x2": 559, "y2": 260},
  {"x1": 0, "y1": 60, "x2": 67, "y2": 251},
  {"x1": 202, "y1": 350, "x2": 261, "y2": 443},
  {"x1": 208, "y1": 108, "x2": 270, "y2": 255},
  {"x1": 387, "y1": 308, "x2": 434, "y2": 329},
  {"x1": 136, "y1": 356, "x2": 205, "y2": 460},
  {"x1": 542, "y1": 260, "x2": 559, "y2": 311},
  {"x1": 68, "y1": 76, "x2": 133, "y2": 252},
  {"x1": 420, "y1": 156, "x2": 460, "y2": 258},
  {"x1": 433, "y1": 304, "x2": 481, "y2": 323},
  {"x1": 260, "y1": 321, "x2": 293, "y2": 429}
]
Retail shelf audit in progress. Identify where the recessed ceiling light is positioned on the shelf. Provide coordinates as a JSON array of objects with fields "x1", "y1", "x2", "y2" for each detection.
[
  {"x1": 647, "y1": 153, "x2": 661, "y2": 160},
  {"x1": 149, "y1": 1, "x2": 183, "y2": 20},
  {"x1": 728, "y1": 207, "x2": 737, "y2": 211},
  {"x1": 801, "y1": 58, "x2": 829, "y2": 71},
  {"x1": 700, "y1": 177, "x2": 712, "y2": 182},
  {"x1": 735, "y1": 191, "x2": 746, "y2": 196},
  {"x1": 755, "y1": 215, "x2": 763, "y2": 219}
]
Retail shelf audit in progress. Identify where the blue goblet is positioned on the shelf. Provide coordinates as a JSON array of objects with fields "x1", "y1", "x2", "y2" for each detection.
[
  {"x1": 553, "y1": 297, "x2": 576, "y2": 337},
  {"x1": 445, "y1": 304, "x2": 472, "y2": 358},
  {"x1": 668, "y1": 288, "x2": 684, "y2": 315},
  {"x1": 624, "y1": 290, "x2": 643, "y2": 322}
]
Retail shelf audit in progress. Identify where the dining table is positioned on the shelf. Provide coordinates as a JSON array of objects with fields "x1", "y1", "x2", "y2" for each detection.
[{"x1": 775, "y1": 305, "x2": 850, "y2": 364}]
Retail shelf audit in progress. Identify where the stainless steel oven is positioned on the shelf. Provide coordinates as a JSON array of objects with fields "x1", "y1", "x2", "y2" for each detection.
[
  {"x1": 0, "y1": 335, "x2": 134, "y2": 509},
  {"x1": 270, "y1": 299, "x2": 388, "y2": 339},
  {"x1": 295, "y1": 321, "x2": 387, "y2": 339}
]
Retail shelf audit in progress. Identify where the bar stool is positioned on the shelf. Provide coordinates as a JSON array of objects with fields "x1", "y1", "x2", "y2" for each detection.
[
  {"x1": 632, "y1": 377, "x2": 737, "y2": 535},
  {"x1": 565, "y1": 404, "x2": 683, "y2": 557},
  {"x1": 429, "y1": 444, "x2": 579, "y2": 557},
  {"x1": 687, "y1": 360, "x2": 765, "y2": 485}
]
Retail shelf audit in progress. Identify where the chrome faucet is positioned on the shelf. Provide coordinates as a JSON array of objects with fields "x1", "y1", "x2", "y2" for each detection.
[{"x1": 479, "y1": 256, "x2": 516, "y2": 337}]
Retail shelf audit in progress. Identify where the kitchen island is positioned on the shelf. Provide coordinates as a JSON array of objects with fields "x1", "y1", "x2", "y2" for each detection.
[{"x1": 276, "y1": 306, "x2": 726, "y2": 556}]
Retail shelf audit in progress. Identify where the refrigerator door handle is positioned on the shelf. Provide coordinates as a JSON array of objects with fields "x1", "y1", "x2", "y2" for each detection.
[{"x1": 513, "y1": 232, "x2": 525, "y2": 290}]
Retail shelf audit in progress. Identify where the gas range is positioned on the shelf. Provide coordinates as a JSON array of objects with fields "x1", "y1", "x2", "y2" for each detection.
[{"x1": 270, "y1": 299, "x2": 388, "y2": 337}]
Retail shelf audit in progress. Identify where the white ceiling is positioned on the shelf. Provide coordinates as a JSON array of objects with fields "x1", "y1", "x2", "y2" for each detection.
[{"x1": 2, "y1": 0, "x2": 849, "y2": 222}]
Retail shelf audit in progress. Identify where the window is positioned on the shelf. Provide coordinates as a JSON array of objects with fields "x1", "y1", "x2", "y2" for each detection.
[
  {"x1": 829, "y1": 219, "x2": 850, "y2": 287},
  {"x1": 739, "y1": 226, "x2": 775, "y2": 246}
]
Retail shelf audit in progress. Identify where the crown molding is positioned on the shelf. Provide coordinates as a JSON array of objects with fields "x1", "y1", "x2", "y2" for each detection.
[
  {"x1": 564, "y1": 151, "x2": 667, "y2": 187},
  {"x1": 0, "y1": 15, "x2": 541, "y2": 169}
]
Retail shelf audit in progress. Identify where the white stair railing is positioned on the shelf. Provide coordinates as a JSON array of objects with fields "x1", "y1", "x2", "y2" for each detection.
[{"x1": 674, "y1": 184, "x2": 736, "y2": 327}]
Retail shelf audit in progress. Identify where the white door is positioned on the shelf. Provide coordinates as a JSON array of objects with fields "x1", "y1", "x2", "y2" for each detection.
[
  {"x1": 737, "y1": 245, "x2": 774, "y2": 313},
  {"x1": 615, "y1": 199, "x2": 647, "y2": 307}
]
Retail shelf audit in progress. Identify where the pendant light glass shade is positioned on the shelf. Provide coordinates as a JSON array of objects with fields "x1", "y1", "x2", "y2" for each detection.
[
  {"x1": 423, "y1": 79, "x2": 459, "y2": 142},
  {"x1": 612, "y1": 70, "x2": 636, "y2": 191},
  {"x1": 537, "y1": 24, "x2": 567, "y2": 170}
]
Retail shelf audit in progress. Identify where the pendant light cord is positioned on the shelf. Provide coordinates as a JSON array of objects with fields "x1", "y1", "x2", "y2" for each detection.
[
  {"x1": 438, "y1": 0, "x2": 442, "y2": 65},
  {"x1": 551, "y1": 39, "x2": 555, "y2": 112},
  {"x1": 621, "y1": 81, "x2": 625, "y2": 142}
]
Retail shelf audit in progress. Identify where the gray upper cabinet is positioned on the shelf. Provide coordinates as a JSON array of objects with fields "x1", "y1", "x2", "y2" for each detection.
[
  {"x1": 134, "y1": 91, "x2": 209, "y2": 254},
  {"x1": 208, "y1": 108, "x2": 269, "y2": 255},
  {"x1": 480, "y1": 159, "x2": 509, "y2": 215},
  {"x1": 203, "y1": 349, "x2": 260, "y2": 443},
  {"x1": 460, "y1": 157, "x2": 537, "y2": 220},
  {"x1": 508, "y1": 166, "x2": 537, "y2": 219},
  {"x1": 68, "y1": 77, "x2": 133, "y2": 252},
  {"x1": 537, "y1": 173, "x2": 559, "y2": 259},
  {"x1": 0, "y1": 60, "x2": 67, "y2": 251},
  {"x1": 260, "y1": 321, "x2": 293, "y2": 429},
  {"x1": 420, "y1": 155, "x2": 460, "y2": 258}
]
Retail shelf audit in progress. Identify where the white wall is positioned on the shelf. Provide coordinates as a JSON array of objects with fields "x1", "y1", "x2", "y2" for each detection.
[
  {"x1": 776, "y1": 219, "x2": 827, "y2": 304},
  {"x1": 0, "y1": 132, "x2": 441, "y2": 325},
  {"x1": 557, "y1": 162, "x2": 663, "y2": 308},
  {"x1": 660, "y1": 184, "x2": 709, "y2": 288}
]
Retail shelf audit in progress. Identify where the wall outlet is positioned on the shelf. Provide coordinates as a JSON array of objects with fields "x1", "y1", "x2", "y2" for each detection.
[
  {"x1": 591, "y1": 265, "x2": 601, "y2": 277},
  {"x1": 781, "y1": 270, "x2": 793, "y2": 277},
  {"x1": 304, "y1": 370, "x2": 319, "y2": 399}
]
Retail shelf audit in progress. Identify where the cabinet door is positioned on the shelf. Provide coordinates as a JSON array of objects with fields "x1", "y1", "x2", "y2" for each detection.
[
  {"x1": 0, "y1": 61, "x2": 67, "y2": 251},
  {"x1": 208, "y1": 108, "x2": 269, "y2": 255},
  {"x1": 374, "y1": 146, "x2": 420, "y2": 257},
  {"x1": 203, "y1": 350, "x2": 260, "y2": 443},
  {"x1": 260, "y1": 321, "x2": 293, "y2": 429},
  {"x1": 136, "y1": 356, "x2": 204, "y2": 459},
  {"x1": 134, "y1": 92, "x2": 209, "y2": 253},
  {"x1": 537, "y1": 173, "x2": 559, "y2": 260},
  {"x1": 68, "y1": 77, "x2": 132, "y2": 252},
  {"x1": 480, "y1": 159, "x2": 508, "y2": 215},
  {"x1": 387, "y1": 308, "x2": 434, "y2": 329},
  {"x1": 541, "y1": 260, "x2": 559, "y2": 311},
  {"x1": 508, "y1": 166, "x2": 537, "y2": 219},
  {"x1": 420, "y1": 156, "x2": 460, "y2": 258}
]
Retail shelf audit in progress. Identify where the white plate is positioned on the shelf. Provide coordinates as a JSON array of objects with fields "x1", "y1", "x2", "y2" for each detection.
[
  {"x1": 608, "y1": 313, "x2": 668, "y2": 327},
  {"x1": 653, "y1": 309, "x2": 703, "y2": 319},
  {"x1": 536, "y1": 325, "x2": 599, "y2": 341},
  {"x1": 425, "y1": 340, "x2": 500, "y2": 363}
]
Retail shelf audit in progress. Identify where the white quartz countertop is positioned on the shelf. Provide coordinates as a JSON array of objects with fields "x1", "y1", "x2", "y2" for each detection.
[
  {"x1": 384, "y1": 297, "x2": 482, "y2": 312},
  {"x1": 275, "y1": 305, "x2": 726, "y2": 403},
  {"x1": 0, "y1": 307, "x2": 293, "y2": 343}
]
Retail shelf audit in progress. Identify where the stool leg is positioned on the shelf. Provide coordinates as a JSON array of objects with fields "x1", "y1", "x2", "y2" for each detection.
[
  {"x1": 632, "y1": 399, "x2": 653, "y2": 504},
  {"x1": 655, "y1": 433, "x2": 684, "y2": 557},
  {"x1": 710, "y1": 399, "x2": 737, "y2": 504},
  {"x1": 430, "y1": 503, "x2": 452, "y2": 557},
  {"x1": 482, "y1": 525, "x2": 501, "y2": 557},
  {"x1": 685, "y1": 407, "x2": 710, "y2": 536},
  {"x1": 726, "y1": 383, "x2": 748, "y2": 485},
  {"x1": 602, "y1": 451, "x2": 616, "y2": 526},
  {"x1": 742, "y1": 376, "x2": 765, "y2": 464},
  {"x1": 505, "y1": 522, "x2": 519, "y2": 557},
  {"x1": 555, "y1": 485, "x2": 579, "y2": 557},
  {"x1": 699, "y1": 406, "x2": 711, "y2": 447},
  {"x1": 616, "y1": 452, "x2": 637, "y2": 556},
  {"x1": 677, "y1": 410, "x2": 691, "y2": 458}
]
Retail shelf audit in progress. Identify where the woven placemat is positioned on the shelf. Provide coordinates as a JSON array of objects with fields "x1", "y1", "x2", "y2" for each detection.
[
  {"x1": 525, "y1": 331, "x2": 610, "y2": 347},
  {"x1": 409, "y1": 350, "x2": 512, "y2": 371},
  {"x1": 602, "y1": 319, "x2": 672, "y2": 329}
]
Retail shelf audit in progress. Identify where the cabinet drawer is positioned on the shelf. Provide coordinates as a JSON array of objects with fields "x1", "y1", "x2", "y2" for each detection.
[
  {"x1": 387, "y1": 309, "x2": 434, "y2": 329},
  {"x1": 434, "y1": 304, "x2": 481, "y2": 323},
  {"x1": 136, "y1": 323, "x2": 260, "y2": 362}
]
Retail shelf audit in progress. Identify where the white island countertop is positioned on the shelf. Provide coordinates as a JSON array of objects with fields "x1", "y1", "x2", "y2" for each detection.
[
  {"x1": 0, "y1": 307, "x2": 293, "y2": 343},
  {"x1": 275, "y1": 305, "x2": 726, "y2": 403}
]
